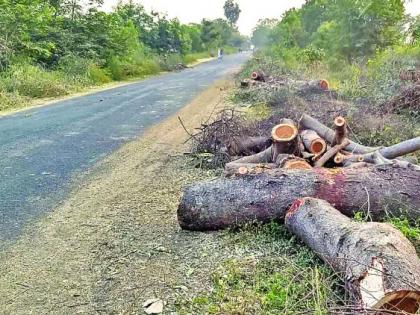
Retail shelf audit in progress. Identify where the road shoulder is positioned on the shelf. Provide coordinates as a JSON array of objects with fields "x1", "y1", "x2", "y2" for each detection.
[{"x1": 0, "y1": 78, "x2": 232, "y2": 314}]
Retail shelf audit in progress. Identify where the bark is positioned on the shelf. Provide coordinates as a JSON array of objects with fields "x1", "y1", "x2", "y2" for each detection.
[
  {"x1": 224, "y1": 162, "x2": 276, "y2": 176},
  {"x1": 177, "y1": 165, "x2": 420, "y2": 231},
  {"x1": 285, "y1": 198, "x2": 420, "y2": 313},
  {"x1": 332, "y1": 116, "x2": 347, "y2": 146},
  {"x1": 300, "y1": 114, "x2": 377, "y2": 154},
  {"x1": 314, "y1": 139, "x2": 350, "y2": 167},
  {"x1": 227, "y1": 136, "x2": 272, "y2": 156},
  {"x1": 364, "y1": 137, "x2": 420, "y2": 161},
  {"x1": 300, "y1": 129, "x2": 327, "y2": 154}
]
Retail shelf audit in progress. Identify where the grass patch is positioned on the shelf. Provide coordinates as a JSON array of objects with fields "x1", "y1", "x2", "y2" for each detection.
[{"x1": 177, "y1": 223, "x2": 342, "y2": 314}]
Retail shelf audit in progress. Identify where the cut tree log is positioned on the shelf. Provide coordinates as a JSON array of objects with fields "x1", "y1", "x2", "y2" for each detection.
[
  {"x1": 178, "y1": 165, "x2": 420, "y2": 231},
  {"x1": 251, "y1": 71, "x2": 265, "y2": 82},
  {"x1": 271, "y1": 119, "x2": 299, "y2": 160},
  {"x1": 300, "y1": 129, "x2": 327, "y2": 155},
  {"x1": 314, "y1": 139, "x2": 350, "y2": 167},
  {"x1": 363, "y1": 137, "x2": 420, "y2": 161},
  {"x1": 227, "y1": 136, "x2": 272, "y2": 156},
  {"x1": 285, "y1": 198, "x2": 420, "y2": 313},
  {"x1": 332, "y1": 116, "x2": 347, "y2": 146},
  {"x1": 300, "y1": 114, "x2": 377, "y2": 154}
]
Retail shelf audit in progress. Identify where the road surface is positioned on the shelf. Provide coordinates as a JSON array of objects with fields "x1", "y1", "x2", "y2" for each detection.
[{"x1": 0, "y1": 53, "x2": 249, "y2": 244}]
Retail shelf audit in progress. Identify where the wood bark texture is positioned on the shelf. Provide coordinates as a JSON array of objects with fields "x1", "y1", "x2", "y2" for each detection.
[
  {"x1": 285, "y1": 198, "x2": 420, "y2": 313},
  {"x1": 178, "y1": 165, "x2": 420, "y2": 231}
]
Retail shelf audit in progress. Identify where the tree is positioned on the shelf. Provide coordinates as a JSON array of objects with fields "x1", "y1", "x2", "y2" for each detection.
[{"x1": 223, "y1": 0, "x2": 240, "y2": 27}]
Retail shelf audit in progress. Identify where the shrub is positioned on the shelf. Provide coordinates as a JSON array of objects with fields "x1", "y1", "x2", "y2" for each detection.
[{"x1": 0, "y1": 63, "x2": 72, "y2": 98}]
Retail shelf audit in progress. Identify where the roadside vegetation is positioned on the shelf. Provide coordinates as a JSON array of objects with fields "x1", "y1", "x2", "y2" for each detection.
[
  {"x1": 179, "y1": 0, "x2": 420, "y2": 313},
  {"x1": 0, "y1": 0, "x2": 247, "y2": 112}
]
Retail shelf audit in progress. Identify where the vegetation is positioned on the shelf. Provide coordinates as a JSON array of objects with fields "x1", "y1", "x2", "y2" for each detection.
[
  {"x1": 178, "y1": 1, "x2": 420, "y2": 313},
  {"x1": 0, "y1": 0, "x2": 247, "y2": 111}
]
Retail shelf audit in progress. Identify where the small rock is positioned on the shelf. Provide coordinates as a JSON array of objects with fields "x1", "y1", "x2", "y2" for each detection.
[{"x1": 143, "y1": 298, "x2": 164, "y2": 314}]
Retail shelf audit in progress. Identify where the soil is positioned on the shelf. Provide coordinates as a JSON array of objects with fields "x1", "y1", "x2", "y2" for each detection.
[{"x1": 0, "y1": 79, "x2": 238, "y2": 314}]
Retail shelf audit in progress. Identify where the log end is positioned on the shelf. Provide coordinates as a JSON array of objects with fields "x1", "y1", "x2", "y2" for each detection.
[
  {"x1": 310, "y1": 138, "x2": 327, "y2": 155},
  {"x1": 283, "y1": 159, "x2": 312, "y2": 170},
  {"x1": 272, "y1": 124, "x2": 298, "y2": 142},
  {"x1": 319, "y1": 79, "x2": 329, "y2": 90},
  {"x1": 334, "y1": 116, "x2": 346, "y2": 128},
  {"x1": 334, "y1": 153, "x2": 344, "y2": 164},
  {"x1": 361, "y1": 257, "x2": 420, "y2": 313}
]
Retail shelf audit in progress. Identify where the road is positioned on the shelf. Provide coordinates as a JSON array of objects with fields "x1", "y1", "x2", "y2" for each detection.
[{"x1": 0, "y1": 53, "x2": 249, "y2": 244}]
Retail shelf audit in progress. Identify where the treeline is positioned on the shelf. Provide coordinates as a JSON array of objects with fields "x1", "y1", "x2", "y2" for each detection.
[
  {"x1": 0, "y1": 0, "x2": 247, "y2": 110},
  {"x1": 251, "y1": 0, "x2": 419, "y2": 102}
]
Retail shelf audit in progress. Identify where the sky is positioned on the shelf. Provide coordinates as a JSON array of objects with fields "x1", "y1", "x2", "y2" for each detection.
[{"x1": 102, "y1": 0, "x2": 420, "y2": 36}]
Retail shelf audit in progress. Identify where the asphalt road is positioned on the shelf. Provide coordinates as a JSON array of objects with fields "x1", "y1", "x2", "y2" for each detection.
[{"x1": 0, "y1": 53, "x2": 249, "y2": 244}]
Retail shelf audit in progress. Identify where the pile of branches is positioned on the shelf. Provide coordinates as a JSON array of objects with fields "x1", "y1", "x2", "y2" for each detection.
[
  {"x1": 183, "y1": 108, "x2": 271, "y2": 167},
  {"x1": 178, "y1": 113, "x2": 420, "y2": 313},
  {"x1": 383, "y1": 84, "x2": 420, "y2": 115}
]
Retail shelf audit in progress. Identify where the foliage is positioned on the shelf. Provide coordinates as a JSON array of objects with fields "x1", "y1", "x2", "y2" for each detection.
[
  {"x1": 224, "y1": 0, "x2": 241, "y2": 27},
  {"x1": 0, "y1": 0, "x2": 248, "y2": 111}
]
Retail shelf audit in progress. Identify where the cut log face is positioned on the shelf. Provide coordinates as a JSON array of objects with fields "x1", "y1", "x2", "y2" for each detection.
[
  {"x1": 285, "y1": 198, "x2": 420, "y2": 313},
  {"x1": 283, "y1": 159, "x2": 312, "y2": 170},
  {"x1": 300, "y1": 130, "x2": 327, "y2": 154},
  {"x1": 272, "y1": 124, "x2": 298, "y2": 142},
  {"x1": 178, "y1": 165, "x2": 420, "y2": 231},
  {"x1": 319, "y1": 79, "x2": 329, "y2": 90}
]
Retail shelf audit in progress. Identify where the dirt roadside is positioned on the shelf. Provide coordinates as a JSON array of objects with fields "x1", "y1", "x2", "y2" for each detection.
[{"x1": 0, "y1": 78, "x2": 237, "y2": 314}]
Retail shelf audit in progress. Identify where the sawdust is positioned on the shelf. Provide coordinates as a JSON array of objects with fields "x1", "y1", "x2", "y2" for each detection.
[{"x1": 0, "y1": 79, "x2": 237, "y2": 314}]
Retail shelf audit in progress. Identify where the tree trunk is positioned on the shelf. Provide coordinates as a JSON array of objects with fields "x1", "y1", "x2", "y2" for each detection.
[
  {"x1": 178, "y1": 165, "x2": 420, "y2": 231},
  {"x1": 285, "y1": 198, "x2": 420, "y2": 314}
]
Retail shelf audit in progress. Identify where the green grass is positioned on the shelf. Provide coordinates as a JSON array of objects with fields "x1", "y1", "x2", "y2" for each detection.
[{"x1": 176, "y1": 223, "x2": 341, "y2": 314}]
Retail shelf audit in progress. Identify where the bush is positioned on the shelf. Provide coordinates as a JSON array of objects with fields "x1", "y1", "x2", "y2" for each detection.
[
  {"x1": 0, "y1": 63, "x2": 72, "y2": 98},
  {"x1": 88, "y1": 65, "x2": 112, "y2": 84},
  {"x1": 107, "y1": 53, "x2": 161, "y2": 80},
  {"x1": 0, "y1": 91, "x2": 28, "y2": 112}
]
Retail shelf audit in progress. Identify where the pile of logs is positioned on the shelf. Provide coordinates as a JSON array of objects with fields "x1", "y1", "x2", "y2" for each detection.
[
  {"x1": 224, "y1": 114, "x2": 420, "y2": 176},
  {"x1": 241, "y1": 70, "x2": 330, "y2": 94},
  {"x1": 178, "y1": 113, "x2": 420, "y2": 313}
]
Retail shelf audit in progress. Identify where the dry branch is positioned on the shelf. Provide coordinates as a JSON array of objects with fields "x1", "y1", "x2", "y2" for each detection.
[
  {"x1": 314, "y1": 139, "x2": 350, "y2": 167},
  {"x1": 178, "y1": 165, "x2": 420, "y2": 231},
  {"x1": 285, "y1": 198, "x2": 420, "y2": 313}
]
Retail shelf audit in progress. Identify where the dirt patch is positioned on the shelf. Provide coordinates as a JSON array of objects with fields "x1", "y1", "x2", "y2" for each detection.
[{"x1": 0, "y1": 79, "x2": 239, "y2": 314}]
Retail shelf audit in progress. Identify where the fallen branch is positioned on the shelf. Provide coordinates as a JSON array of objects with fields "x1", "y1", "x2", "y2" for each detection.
[
  {"x1": 285, "y1": 198, "x2": 420, "y2": 313},
  {"x1": 178, "y1": 165, "x2": 420, "y2": 231}
]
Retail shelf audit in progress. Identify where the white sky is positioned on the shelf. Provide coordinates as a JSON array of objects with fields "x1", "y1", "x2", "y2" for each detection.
[{"x1": 102, "y1": 0, "x2": 420, "y2": 36}]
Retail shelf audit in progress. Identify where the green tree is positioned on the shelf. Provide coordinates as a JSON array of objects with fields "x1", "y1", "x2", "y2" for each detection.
[{"x1": 223, "y1": 0, "x2": 241, "y2": 27}]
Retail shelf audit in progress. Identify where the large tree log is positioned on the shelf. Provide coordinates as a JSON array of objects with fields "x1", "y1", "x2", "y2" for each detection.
[
  {"x1": 300, "y1": 114, "x2": 377, "y2": 154},
  {"x1": 177, "y1": 165, "x2": 420, "y2": 231},
  {"x1": 285, "y1": 198, "x2": 420, "y2": 313}
]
